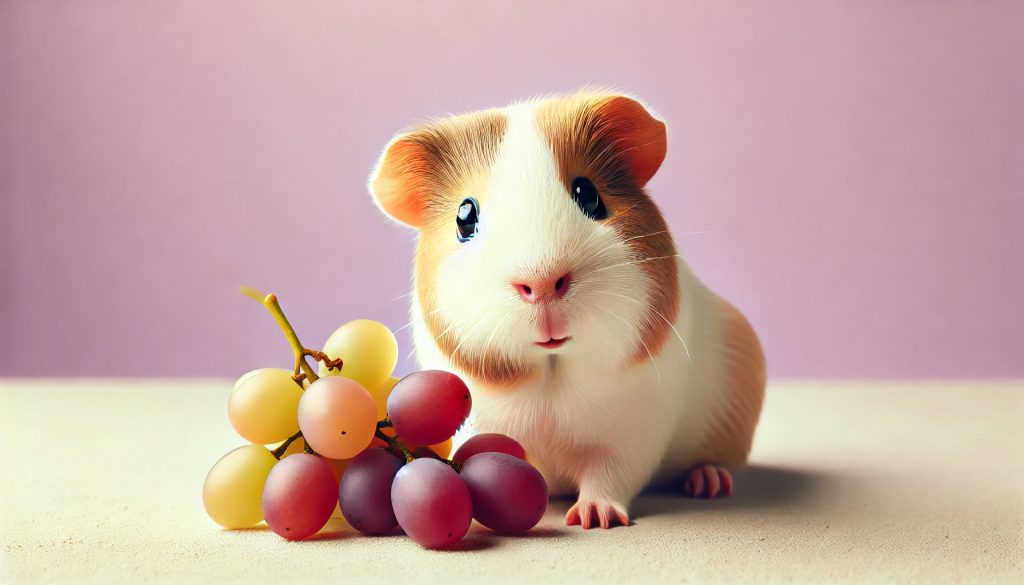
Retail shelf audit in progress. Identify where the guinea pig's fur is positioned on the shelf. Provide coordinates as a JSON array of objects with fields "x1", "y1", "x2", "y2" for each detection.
[{"x1": 369, "y1": 89, "x2": 765, "y2": 529}]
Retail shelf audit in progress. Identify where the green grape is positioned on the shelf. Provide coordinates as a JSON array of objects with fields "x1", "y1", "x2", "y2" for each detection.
[
  {"x1": 370, "y1": 376, "x2": 399, "y2": 420},
  {"x1": 228, "y1": 368, "x2": 303, "y2": 445},
  {"x1": 319, "y1": 320, "x2": 398, "y2": 391},
  {"x1": 203, "y1": 445, "x2": 278, "y2": 529}
]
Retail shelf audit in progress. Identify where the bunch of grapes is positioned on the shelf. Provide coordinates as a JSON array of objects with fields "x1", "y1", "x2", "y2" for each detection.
[{"x1": 202, "y1": 290, "x2": 548, "y2": 548}]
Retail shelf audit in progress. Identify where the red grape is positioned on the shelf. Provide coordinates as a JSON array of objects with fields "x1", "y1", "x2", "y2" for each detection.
[
  {"x1": 452, "y1": 433, "x2": 526, "y2": 464},
  {"x1": 387, "y1": 370, "x2": 472, "y2": 445},
  {"x1": 459, "y1": 452, "x2": 548, "y2": 533},
  {"x1": 391, "y1": 458, "x2": 472, "y2": 548},
  {"x1": 262, "y1": 454, "x2": 337, "y2": 540},
  {"x1": 339, "y1": 448, "x2": 404, "y2": 535}
]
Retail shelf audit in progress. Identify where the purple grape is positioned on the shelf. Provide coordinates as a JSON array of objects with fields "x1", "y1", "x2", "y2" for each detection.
[
  {"x1": 387, "y1": 370, "x2": 471, "y2": 445},
  {"x1": 391, "y1": 458, "x2": 472, "y2": 548},
  {"x1": 339, "y1": 448, "x2": 404, "y2": 535},
  {"x1": 262, "y1": 454, "x2": 338, "y2": 541},
  {"x1": 460, "y1": 452, "x2": 548, "y2": 533},
  {"x1": 452, "y1": 433, "x2": 526, "y2": 464}
]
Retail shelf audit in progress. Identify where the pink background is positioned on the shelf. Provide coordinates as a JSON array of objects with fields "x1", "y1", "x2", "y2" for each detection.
[{"x1": 1, "y1": 1, "x2": 1022, "y2": 378}]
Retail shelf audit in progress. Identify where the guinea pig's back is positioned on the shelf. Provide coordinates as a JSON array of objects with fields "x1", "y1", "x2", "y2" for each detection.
[{"x1": 654, "y1": 259, "x2": 767, "y2": 482}]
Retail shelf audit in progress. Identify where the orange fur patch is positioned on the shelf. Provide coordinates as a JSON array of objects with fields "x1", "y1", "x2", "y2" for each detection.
[
  {"x1": 536, "y1": 93, "x2": 679, "y2": 363},
  {"x1": 391, "y1": 111, "x2": 538, "y2": 388},
  {"x1": 372, "y1": 109, "x2": 507, "y2": 229},
  {"x1": 697, "y1": 298, "x2": 767, "y2": 467}
]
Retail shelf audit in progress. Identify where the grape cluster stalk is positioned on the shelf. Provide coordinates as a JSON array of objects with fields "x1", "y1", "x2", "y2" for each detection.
[
  {"x1": 239, "y1": 286, "x2": 458, "y2": 468},
  {"x1": 201, "y1": 287, "x2": 548, "y2": 548}
]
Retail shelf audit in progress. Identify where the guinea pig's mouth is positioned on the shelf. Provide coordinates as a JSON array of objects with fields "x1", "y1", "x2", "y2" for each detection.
[{"x1": 536, "y1": 337, "x2": 570, "y2": 349}]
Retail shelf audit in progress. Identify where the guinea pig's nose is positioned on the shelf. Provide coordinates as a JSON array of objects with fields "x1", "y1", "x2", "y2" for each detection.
[{"x1": 513, "y1": 272, "x2": 572, "y2": 303}]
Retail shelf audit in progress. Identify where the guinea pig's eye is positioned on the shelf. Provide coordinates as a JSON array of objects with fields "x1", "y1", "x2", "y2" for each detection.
[
  {"x1": 455, "y1": 197, "x2": 479, "y2": 242},
  {"x1": 571, "y1": 177, "x2": 607, "y2": 220}
]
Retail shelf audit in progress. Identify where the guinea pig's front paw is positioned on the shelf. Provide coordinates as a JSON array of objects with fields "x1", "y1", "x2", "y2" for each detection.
[
  {"x1": 682, "y1": 464, "x2": 734, "y2": 499},
  {"x1": 565, "y1": 498, "x2": 630, "y2": 529}
]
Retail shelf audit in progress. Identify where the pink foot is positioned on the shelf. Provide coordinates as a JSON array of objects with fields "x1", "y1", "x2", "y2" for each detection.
[
  {"x1": 565, "y1": 498, "x2": 630, "y2": 529},
  {"x1": 682, "y1": 464, "x2": 734, "y2": 499}
]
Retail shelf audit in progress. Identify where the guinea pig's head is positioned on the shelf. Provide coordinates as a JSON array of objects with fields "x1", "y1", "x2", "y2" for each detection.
[{"x1": 369, "y1": 90, "x2": 679, "y2": 388}]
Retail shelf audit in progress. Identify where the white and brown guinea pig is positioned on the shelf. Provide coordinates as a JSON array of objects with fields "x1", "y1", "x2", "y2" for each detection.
[{"x1": 368, "y1": 89, "x2": 765, "y2": 529}]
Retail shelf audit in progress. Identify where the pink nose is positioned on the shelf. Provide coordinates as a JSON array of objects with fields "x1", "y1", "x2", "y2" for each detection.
[{"x1": 513, "y1": 272, "x2": 572, "y2": 304}]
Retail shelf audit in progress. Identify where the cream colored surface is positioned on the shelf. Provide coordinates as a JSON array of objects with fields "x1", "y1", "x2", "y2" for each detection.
[{"x1": 1, "y1": 380, "x2": 1021, "y2": 584}]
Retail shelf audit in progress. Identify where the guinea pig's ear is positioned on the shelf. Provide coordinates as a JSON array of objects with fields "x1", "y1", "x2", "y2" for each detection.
[
  {"x1": 368, "y1": 131, "x2": 430, "y2": 228},
  {"x1": 598, "y1": 95, "x2": 667, "y2": 187}
]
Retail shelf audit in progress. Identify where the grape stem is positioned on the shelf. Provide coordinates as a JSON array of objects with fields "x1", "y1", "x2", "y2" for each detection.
[
  {"x1": 271, "y1": 431, "x2": 304, "y2": 460},
  {"x1": 374, "y1": 427, "x2": 463, "y2": 471},
  {"x1": 240, "y1": 287, "x2": 460, "y2": 469},
  {"x1": 375, "y1": 429, "x2": 415, "y2": 463},
  {"x1": 303, "y1": 441, "x2": 319, "y2": 457},
  {"x1": 240, "y1": 286, "x2": 321, "y2": 383},
  {"x1": 303, "y1": 349, "x2": 344, "y2": 374}
]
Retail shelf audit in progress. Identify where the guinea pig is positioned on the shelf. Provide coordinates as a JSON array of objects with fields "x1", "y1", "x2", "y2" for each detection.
[{"x1": 368, "y1": 89, "x2": 765, "y2": 529}]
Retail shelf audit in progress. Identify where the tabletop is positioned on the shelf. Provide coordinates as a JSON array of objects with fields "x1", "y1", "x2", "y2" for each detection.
[{"x1": 1, "y1": 379, "x2": 1021, "y2": 584}]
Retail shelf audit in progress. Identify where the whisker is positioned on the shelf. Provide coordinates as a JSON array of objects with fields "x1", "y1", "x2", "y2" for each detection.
[
  {"x1": 405, "y1": 343, "x2": 417, "y2": 363},
  {"x1": 597, "y1": 289, "x2": 693, "y2": 366},
  {"x1": 436, "y1": 312, "x2": 472, "y2": 342},
  {"x1": 392, "y1": 320, "x2": 416, "y2": 334},
  {"x1": 392, "y1": 308, "x2": 443, "y2": 335},
  {"x1": 605, "y1": 200, "x2": 646, "y2": 219},
  {"x1": 475, "y1": 312, "x2": 515, "y2": 376},
  {"x1": 388, "y1": 290, "x2": 417, "y2": 303},
  {"x1": 656, "y1": 309, "x2": 692, "y2": 366},
  {"x1": 594, "y1": 305, "x2": 661, "y2": 383},
  {"x1": 449, "y1": 315, "x2": 492, "y2": 364},
  {"x1": 404, "y1": 308, "x2": 475, "y2": 364},
  {"x1": 589, "y1": 254, "x2": 682, "y2": 275},
  {"x1": 571, "y1": 219, "x2": 607, "y2": 251},
  {"x1": 591, "y1": 230, "x2": 671, "y2": 258},
  {"x1": 387, "y1": 282, "x2": 438, "y2": 305}
]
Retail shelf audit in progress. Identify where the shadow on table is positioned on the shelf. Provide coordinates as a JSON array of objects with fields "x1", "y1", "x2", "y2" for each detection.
[
  {"x1": 442, "y1": 525, "x2": 570, "y2": 551},
  {"x1": 223, "y1": 515, "x2": 571, "y2": 549},
  {"x1": 632, "y1": 464, "x2": 840, "y2": 520}
]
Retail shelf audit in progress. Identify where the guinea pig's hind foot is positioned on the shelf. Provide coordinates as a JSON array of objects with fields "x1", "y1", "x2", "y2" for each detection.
[
  {"x1": 565, "y1": 498, "x2": 630, "y2": 529},
  {"x1": 682, "y1": 464, "x2": 734, "y2": 499}
]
